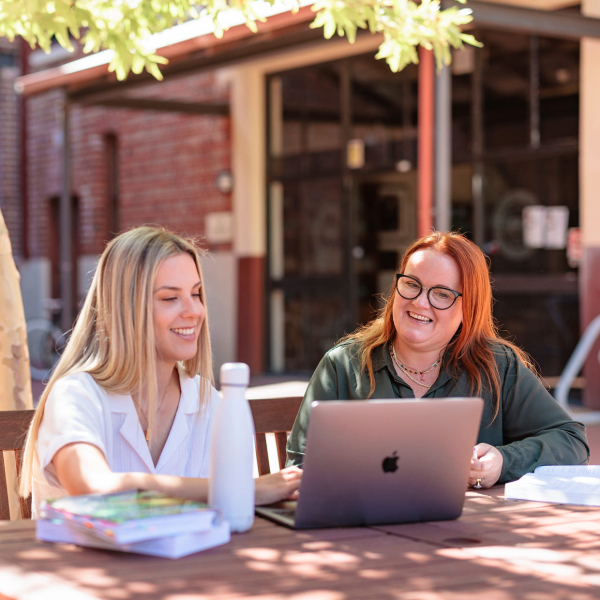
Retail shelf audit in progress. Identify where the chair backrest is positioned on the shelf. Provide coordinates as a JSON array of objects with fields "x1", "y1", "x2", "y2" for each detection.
[
  {"x1": 0, "y1": 400, "x2": 303, "y2": 516},
  {"x1": 249, "y1": 397, "x2": 303, "y2": 475},
  {"x1": 0, "y1": 410, "x2": 35, "y2": 520}
]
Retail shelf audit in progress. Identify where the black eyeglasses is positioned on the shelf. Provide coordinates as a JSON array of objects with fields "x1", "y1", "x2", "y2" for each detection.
[{"x1": 395, "y1": 274, "x2": 462, "y2": 310}]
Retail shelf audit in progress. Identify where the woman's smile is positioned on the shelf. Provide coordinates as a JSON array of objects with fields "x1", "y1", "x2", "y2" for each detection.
[
  {"x1": 171, "y1": 327, "x2": 197, "y2": 338},
  {"x1": 407, "y1": 311, "x2": 433, "y2": 324}
]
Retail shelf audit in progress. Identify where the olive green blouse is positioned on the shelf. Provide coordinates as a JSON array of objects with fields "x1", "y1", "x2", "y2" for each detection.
[{"x1": 286, "y1": 341, "x2": 589, "y2": 483}]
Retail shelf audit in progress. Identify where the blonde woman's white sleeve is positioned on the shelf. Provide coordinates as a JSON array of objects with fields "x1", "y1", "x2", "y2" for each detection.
[{"x1": 36, "y1": 372, "x2": 109, "y2": 488}]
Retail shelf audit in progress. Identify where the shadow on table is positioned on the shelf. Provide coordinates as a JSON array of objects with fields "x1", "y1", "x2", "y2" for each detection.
[{"x1": 4, "y1": 490, "x2": 600, "y2": 600}]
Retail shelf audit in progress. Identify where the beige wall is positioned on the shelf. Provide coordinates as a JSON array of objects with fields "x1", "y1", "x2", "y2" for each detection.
[
  {"x1": 580, "y1": 0, "x2": 600, "y2": 407},
  {"x1": 581, "y1": 0, "x2": 600, "y2": 246}
]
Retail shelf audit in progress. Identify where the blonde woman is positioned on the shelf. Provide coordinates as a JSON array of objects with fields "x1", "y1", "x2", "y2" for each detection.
[{"x1": 21, "y1": 226, "x2": 301, "y2": 515}]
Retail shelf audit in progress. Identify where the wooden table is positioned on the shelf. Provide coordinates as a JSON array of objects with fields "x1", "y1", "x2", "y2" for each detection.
[{"x1": 1, "y1": 488, "x2": 600, "y2": 600}]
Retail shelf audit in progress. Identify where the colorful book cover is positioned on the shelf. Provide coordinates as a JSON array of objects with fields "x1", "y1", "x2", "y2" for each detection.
[
  {"x1": 37, "y1": 517, "x2": 231, "y2": 558},
  {"x1": 40, "y1": 490, "x2": 219, "y2": 544}
]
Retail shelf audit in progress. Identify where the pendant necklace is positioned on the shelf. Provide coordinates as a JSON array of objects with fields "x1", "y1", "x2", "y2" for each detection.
[
  {"x1": 390, "y1": 345, "x2": 441, "y2": 390},
  {"x1": 142, "y1": 377, "x2": 171, "y2": 442}
]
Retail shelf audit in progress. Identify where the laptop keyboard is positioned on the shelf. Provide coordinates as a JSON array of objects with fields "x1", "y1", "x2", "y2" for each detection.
[{"x1": 269, "y1": 508, "x2": 296, "y2": 517}]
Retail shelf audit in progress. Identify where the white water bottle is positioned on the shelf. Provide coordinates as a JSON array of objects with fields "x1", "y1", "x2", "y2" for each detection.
[{"x1": 209, "y1": 362, "x2": 255, "y2": 533}]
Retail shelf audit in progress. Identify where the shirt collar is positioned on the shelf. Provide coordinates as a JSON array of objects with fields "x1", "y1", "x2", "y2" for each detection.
[
  {"x1": 109, "y1": 364, "x2": 200, "y2": 473},
  {"x1": 109, "y1": 363, "x2": 198, "y2": 415},
  {"x1": 372, "y1": 344, "x2": 389, "y2": 372},
  {"x1": 176, "y1": 363, "x2": 201, "y2": 415}
]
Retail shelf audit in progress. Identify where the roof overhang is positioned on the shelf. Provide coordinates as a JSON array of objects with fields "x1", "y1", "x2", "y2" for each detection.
[
  {"x1": 15, "y1": 1, "x2": 316, "y2": 96},
  {"x1": 15, "y1": 0, "x2": 598, "y2": 98}
]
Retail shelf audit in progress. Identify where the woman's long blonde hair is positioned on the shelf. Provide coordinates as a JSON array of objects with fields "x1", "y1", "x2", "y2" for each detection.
[
  {"x1": 20, "y1": 226, "x2": 213, "y2": 497},
  {"x1": 342, "y1": 231, "x2": 534, "y2": 417}
]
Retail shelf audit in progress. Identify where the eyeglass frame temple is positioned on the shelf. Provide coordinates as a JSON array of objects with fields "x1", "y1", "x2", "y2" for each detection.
[{"x1": 394, "y1": 273, "x2": 462, "y2": 309}]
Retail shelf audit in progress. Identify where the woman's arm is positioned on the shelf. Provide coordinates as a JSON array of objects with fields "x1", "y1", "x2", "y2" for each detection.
[
  {"x1": 286, "y1": 351, "x2": 341, "y2": 467},
  {"x1": 494, "y1": 346, "x2": 589, "y2": 484},
  {"x1": 53, "y1": 442, "x2": 302, "y2": 505}
]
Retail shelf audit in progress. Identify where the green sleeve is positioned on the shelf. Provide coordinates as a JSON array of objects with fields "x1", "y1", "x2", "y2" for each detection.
[
  {"x1": 496, "y1": 347, "x2": 590, "y2": 483},
  {"x1": 286, "y1": 351, "x2": 340, "y2": 467}
]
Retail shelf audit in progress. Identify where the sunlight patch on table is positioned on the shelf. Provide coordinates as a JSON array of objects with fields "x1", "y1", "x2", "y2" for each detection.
[
  {"x1": 60, "y1": 566, "x2": 122, "y2": 588},
  {"x1": 467, "y1": 546, "x2": 570, "y2": 562},
  {"x1": 236, "y1": 547, "x2": 282, "y2": 561},
  {"x1": 575, "y1": 555, "x2": 600, "y2": 571},
  {"x1": 405, "y1": 552, "x2": 433, "y2": 564},
  {"x1": 246, "y1": 560, "x2": 279, "y2": 572},
  {"x1": 302, "y1": 541, "x2": 334, "y2": 551},
  {"x1": 0, "y1": 565, "x2": 98, "y2": 600},
  {"x1": 125, "y1": 580, "x2": 158, "y2": 593},
  {"x1": 358, "y1": 568, "x2": 391, "y2": 579},
  {"x1": 283, "y1": 550, "x2": 360, "y2": 566}
]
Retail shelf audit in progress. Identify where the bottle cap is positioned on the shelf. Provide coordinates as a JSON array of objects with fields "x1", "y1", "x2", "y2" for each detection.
[{"x1": 220, "y1": 362, "x2": 250, "y2": 387}]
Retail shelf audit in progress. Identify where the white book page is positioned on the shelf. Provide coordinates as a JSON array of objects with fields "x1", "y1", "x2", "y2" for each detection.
[
  {"x1": 506, "y1": 466, "x2": 600, "y2": 499},
  {"x1": 517, "y1": 474, "x2": 600, "y2": 494},
  {"x1": 534, "y1": 465, "x2": 600, "y2": 477}
]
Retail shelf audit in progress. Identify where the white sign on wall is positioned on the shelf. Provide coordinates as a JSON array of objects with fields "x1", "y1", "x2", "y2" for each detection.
[
  {"x1": 546, "y1": 206, "x2": 570, "y2": 249},
  {"x1": 522, "y1": 205, "x2": 569, "y2": 250},
  {"x1": 522, "y1": 205, "x2": 547, "y2": 248},
  {"x1": 205, "y1": 211, "x2": 233, "y2": 244}
]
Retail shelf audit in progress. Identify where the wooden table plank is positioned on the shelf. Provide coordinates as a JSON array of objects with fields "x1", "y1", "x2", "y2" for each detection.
[{"x1": 1, "y1": 489, "x2": 600, "y2": 600}]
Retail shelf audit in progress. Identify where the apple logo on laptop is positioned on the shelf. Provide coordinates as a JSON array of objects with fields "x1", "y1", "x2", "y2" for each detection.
[{"x1": 382, "y1": 451, "x2": 399, "y2": 473}]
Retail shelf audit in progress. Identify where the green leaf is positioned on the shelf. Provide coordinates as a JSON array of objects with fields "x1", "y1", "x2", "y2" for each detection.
[
  {"x1": 131, "y1": 53, "x2": 145, "y2": 74},
  {"x1": 147, "y1": 60, "x2": 164, "y2": 80}
]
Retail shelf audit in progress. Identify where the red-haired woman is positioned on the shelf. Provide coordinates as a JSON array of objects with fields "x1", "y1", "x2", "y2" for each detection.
[{"x1": 287, "y1": 231, "x2": 589, "y2": 488}]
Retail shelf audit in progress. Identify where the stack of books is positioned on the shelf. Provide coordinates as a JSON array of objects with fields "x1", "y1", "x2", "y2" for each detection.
[{"x1": 36, "y1": 490, "x2": 230, "y2": 558}]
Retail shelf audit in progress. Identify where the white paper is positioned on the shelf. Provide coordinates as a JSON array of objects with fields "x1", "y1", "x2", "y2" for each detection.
[
  {"x1": 521, "y1": 205, "x2": 569, "y2": 249},
  {"x1": 505, "y1": 465, "x2": 600, "y2": 506},
  {"x1": 522, "y1": 205, "x2": 547, "y2": 248},
  {"x1": 545, "y1": 206, "x2": 569, "y2": 249}
]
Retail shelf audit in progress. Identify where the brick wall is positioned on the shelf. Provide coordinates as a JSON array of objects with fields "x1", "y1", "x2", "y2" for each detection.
[
  {"x1": 0, "y1": 40, "x2": 21, "y2": 258},
  {"x1": 27, "y1": 89, "x2": 62, "y2": 258},
  {"x1": 27, "y1": 69, "x2": 232, "y2": 261}
]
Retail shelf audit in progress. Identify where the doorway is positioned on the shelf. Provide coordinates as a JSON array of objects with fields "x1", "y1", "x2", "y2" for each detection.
[{"x1": 266, "y1": 56, "x2": 418, "y2": 373}]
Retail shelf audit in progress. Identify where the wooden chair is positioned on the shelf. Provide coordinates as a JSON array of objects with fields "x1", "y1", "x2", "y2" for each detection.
[
  {"x1": 249, "y1": 397, "x2": 303, "y2": 475},
  {"x1": 0, "y1": 399, "x2": 302, "y2": 518},
  {"x1": 0, "y1": 410, "x2": 35, "y2": 520}
]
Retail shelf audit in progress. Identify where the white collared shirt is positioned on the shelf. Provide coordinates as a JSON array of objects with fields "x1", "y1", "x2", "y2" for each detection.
[{"x1": 33, "y1": 366, "x2": 220, "y2": 517}]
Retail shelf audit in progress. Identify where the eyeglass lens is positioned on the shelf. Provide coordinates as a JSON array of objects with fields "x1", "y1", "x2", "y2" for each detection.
[{"x1": 396, "y1": 277, "x2": 457, "y2": 309}]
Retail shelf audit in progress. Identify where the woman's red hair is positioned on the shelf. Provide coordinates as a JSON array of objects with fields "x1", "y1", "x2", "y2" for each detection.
[{"x1": 342, "y1": 231, "x2": 534, "y2": 418}]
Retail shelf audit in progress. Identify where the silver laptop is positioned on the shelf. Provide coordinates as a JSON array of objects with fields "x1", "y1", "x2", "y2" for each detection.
[{"x1": 256, "y1": 397, "x2": 483, "y2": 529}]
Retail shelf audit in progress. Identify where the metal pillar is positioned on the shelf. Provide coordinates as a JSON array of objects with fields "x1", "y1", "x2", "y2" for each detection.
[
  {"x1": 471, "y1": 45, "x2": 485, "y2": 249},
  {"x1": 418, "y1": 48, "x2": 435, "y2": 237},
  {"x1": 434, "y1": 64, "x2": 452, "y2": 232},
  {"x1": 59, "y1": 96, "x2": 73, "y2": 333},
  {"x1": 529, "y1": 36, "x2": 541, "y2": 149},
  {"x1": 340, "y1": 59, "x2": 357, "y2": 330},
  {"x1": 20, "y1": 38, "x2": 30, "y2": 259}
]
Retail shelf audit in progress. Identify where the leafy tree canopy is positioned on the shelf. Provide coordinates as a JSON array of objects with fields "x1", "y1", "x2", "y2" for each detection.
[{"x1": 0, "y1": 0, "x2": 480, "y2": 80}]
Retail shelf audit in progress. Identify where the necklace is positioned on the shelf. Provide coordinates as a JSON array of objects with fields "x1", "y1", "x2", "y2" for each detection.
[
  {"x1": 390, "y1": 345, "x2": 441, "y2": 390},
  {"x1": 143, "y1": 377, "x2": 171, "y2": 442},
  {"x1": 390, "y1": 345, "x2": 440, "y2": 380}
]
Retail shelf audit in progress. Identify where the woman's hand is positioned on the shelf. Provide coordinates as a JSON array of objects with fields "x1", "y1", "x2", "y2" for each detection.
[
  {"x1": 469, "y1": 443, "x2": 503, "y2": 489},
  {"x1": 255, "y1": 466, "x2": 302, "y2": 506}
]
